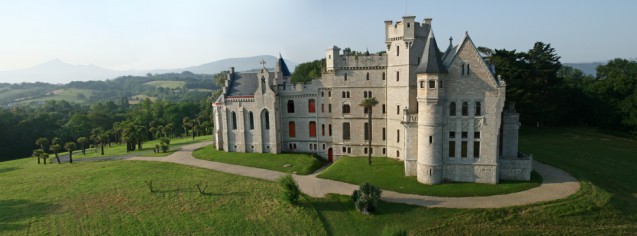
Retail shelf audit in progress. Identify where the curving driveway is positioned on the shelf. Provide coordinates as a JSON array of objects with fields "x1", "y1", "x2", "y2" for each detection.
[{"x1": 127, "y1": 142, "x2": 580, "y2": 209}]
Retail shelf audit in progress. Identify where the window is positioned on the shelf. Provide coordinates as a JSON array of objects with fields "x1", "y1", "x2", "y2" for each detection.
[
  {"x1": 231, "y1": 112, "x2": 237, "y2": 130},
  {"x1": 342, "y1": 104, "x2": 350, "y2": 114},
  {"x1": 366, "y1": 72, "x2": 370, "y2": 80},
  {"x1": 420, "y1": 81, "x2": 425, "y2": 88},
  {"x1": 347, "y1": 91, "x2": 350, "y2": 98},
  {"x1": 396, "y1": 45, "x2": 399, "y2": 56},
  {"x1": 363, "y1": 91, "x2": 373, "y2": 98},
  {"x1": 308, "y1": 99, "x2": 316, "y2": 113},
  {"x1": 461, "y1": 63, "x2": 465, "y2": 75},
  {"x1": 363, "y1": 91, "x2": 367, "y2": 98},
  {"x1": 309, "y1": 121, "x2": 316, "y2": 137},
  {"x1": 342, "y1": 91, "x2": 350, "y2": 98},
  {"x1": 264, "y1": 110, "x2": 270, "y2": 129},
  {"x1": 322, "y1": 124, "x2": 325, "y2": 136},
  {"x1": 342, "y1": 147, "x2": 346, "y2": 152},
  {"x1": 449, "y1": 132, "x2": 456, "y2": 139},
  {"x1": 396, "y1": 71, "x2": 400, "y2": 81},
  {"x1": 475, "y1": 102, "x2": 481, "y2": 116},
  {"x1": 343, "y1": 122, "x2": 350, "y2": 140},
  {"x1": 379, "y1": 128, "x2": 385, "y2": 141},
  {"x1": 364, "y1": 148, "x2": 367, "y2": 154},
  {"x1": 382, "y1": 72, "x2": 385, "y2": 80},
  {"x1": 368, "y1": 91, "x2": 372, "y2": 98},
  {"x1": 364, "y1": 123, "x2": 370, "y2": 140},
  {"x1": 450, "y1": 102, "x2": 456, "y2": 116},
  {"x1": 383, "y1": 148, "x2": 386, "y2": 155},
  {"x1": 348, "y1": 147, "x2": 351, "y2": 153},
  {"x1": 287, "y1": 100, "x2": 295, "y2": 113},
  {"x1": 321, "y1": 91, "x2": 324, "y2": 97},
  {"x1": 288, "y1": 121, "x2": 296, "y2": 138},
  {"x1": 397, "y1": 129, "x2": 400, "y2": 143},
  {"x1": 397, "y1": 150, "x2": 400, "y2": 158},
  {"x1": 321, "y1": 104, "x2": 325, "y2": 113},
  {"x1": 467, "y1": 64, "x2": 471, "y2": 75},
  {"x1": 461, "y1": 132, "x2": 468, "y2": 139},
  {"x1": 249, "y1": 112, "x2": 254, "y2": 130},
  {"x1": 329, "y1": 124, "x2": 332, "y2": 136},
  {"x1": 474, "y1": 141, "x2": 480, "y2": 158},
  {"x1": 328, "y1": 91, "x2": 331, "y2": 97},
  {"x1": 461, "y1": 141, "x2": 468, "y2": 158},
  {"x1": 364, "y1": 107, "x2": 369, "y2": 114},
  {"x1": 397, "y1": 105, "x2": 400, "y2": 115},
  {"x1": 382, "y1": 104, "x2": 386, "y2": 113},
  {"x1": 329, "y1": 104, "x2": 332, "y2": 113},
  {"x1": 342, "y1": 91, "x2": 346, "y2": 98},
  {"x1": 344, "y1": 73, "x2": 348, "y2": 81},
  {"x1": 429, "y1": 136, "x2": 433, "y2": 144},
  {"x1": 462, "y1": 102, "x2": 468, "y2": 116},
  {"x1": 417, "y1": 56, "x2": 421, "y2": 64},
  {"x1": 429, "y1": 80, "x2": 436, "y2": 89},
  {"x1": 474, "y1": 132, "x2": 480, "y2": 139},
  {"x1": 449, "y1": 141, "x2": 456, "y2": 157}
]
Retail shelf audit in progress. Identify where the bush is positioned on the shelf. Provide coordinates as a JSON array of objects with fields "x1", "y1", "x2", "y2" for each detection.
[
  {"x1": 381, "y1": 226, "x2": 407, "y2": 236},
  {"x1": 277, "y1": 174, "x2": 300, "y2": 204},
  {"x1": 159, "y1": 138, "x2": 171, "y2": 145},
  {"x1": 160, "y1": 143, "x2": 169, "y2": 153},
  {"x1": 352, "y1": 182, "x2": 382, "y2": 214}
]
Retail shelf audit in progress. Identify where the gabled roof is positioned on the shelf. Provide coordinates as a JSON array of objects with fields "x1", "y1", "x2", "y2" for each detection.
[
  {"x1": 276, "y1": 54, "x2": 292, "y2": 77},
  {"x1": 226, "y1": 71, "x2": 275, "y2": 96},
  {"x1": 415, "y1": 29, "x2": 447, "y2": 74}
]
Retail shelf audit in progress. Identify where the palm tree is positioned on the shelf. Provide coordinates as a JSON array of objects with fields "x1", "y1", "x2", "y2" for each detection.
[
  {"x1": 182, "y1": 117, "x2": 192, "y2": 137},
  {"x1": 359, "y1": 97, "x2": 379, "y2": 166},
  {"x1": 64, "y1": 142, "x2": 77, "y2": 163},
  {"x1": 32, "y1": 149, "x2": 43, "y2": 164},
  {"x1": 49, "y1": 144, "x2": 62, "y2": 164},
  {"x1": 35, "y1": 137, "x2": 48, "y2": 153},
  {"x1": 77, "y1": 137, "x2": 89, "y2": 155}
]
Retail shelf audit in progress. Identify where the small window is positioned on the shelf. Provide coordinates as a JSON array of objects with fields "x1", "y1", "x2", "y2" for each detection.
[
  {"x1": 328, "y1": 91, "x2": 331, "y2": 97},
  {"x1": 309, "y1": 121, "x2": 316, "y2": 137},
  {"x1": 382, "y1": 104, "x2": 386, "y2": 114},
  {"x1": 287, "y1": 100, "x2": 295, "y2": 113},
  {"x1": 396, "y1": 45, "x2": 400, "y2": 56},
  {"x1": 366, "y1": 72, "x2": 370, "y2": 80},
  {"x1": 429, "y1": 136, "x2": 432, "y2": 144},
  {"x1": 342, "y1": 91, "x2": 346, "y2": 98},
  {"x1": 364, "y1": 123, "x2": 370, "y2": 140},
  {"x1": 288, "y1": 121, "x2": 296, "y2": 138},
  {"x1": 322, "y1": 124, "x2": 325, "y2": 136},
  {"x1": 382, "y1": 128, "x2": 386, "y2": 140},
  {"x1": 449, "y1": 132, "x2": 456, "y2": 139},
  {"x1": 321, "y1": 104, "x2": 325, "y2": 113},
  {"x1": 342, "y1": 104, "x2": 351, "y2": 114},
  {"x1": 475, "y1": 102, "x2": 481, "y2": 116},
  {"x1": 348, "y1": 147, "x2": 351, "y2": 153},
  {"x1": 329, "y1": 104, "x2": 332, "y2": 113},
  {"x1": 383, "y1": 148, "x2": 386, "y2": 155},
  {"x1": 397, "y1": 105, "x2": 400, "y2": 115},
  {"x1": 462, "y1": 102, "x2": 469, "y2": 116},
  {"x1": 397, "y1": 150, "x2": 400, "y2": 158},
  {"x1": 474, "y1": 132, "x2": 481, "y2": 139},
  {"x1": 382, "y1": 72, "x2": 385, "y2": 80},
  {"x1": 449, "y1": 141, "x2": 456, "y2": 157},
  {"x1": 364, "y1": 107, "x2": 369, "y2": 114},
  {"x1": 368, "y1": 91, "x2": 372, "y2": 97},
  {"x1": 329, "y1": 124, "x2": 332, "y2": 136},
  {"x1": 342, "y1": 146, "x2": 346, "y2": 152},
  {"x1": 461, "y1": 63, "x2": 465, "y2": 75},
  {"x1": 321, "y1": 91, "x2": 324, "y2": 97},
  {"x1": 461, "y1": 132, "x2": 468, "y2": 139},
  {"x1": 428, "y1": 80, "x2": 436, "y2": 89},
  {"x1": 343, "y1": 122, "x2": 350, "y2": 140},
  {"x1": 364, "y1": 148, "x2": 367, "y2": 154},
  {"x1": 461, "y1": 141, "x2": 467, "y2": 158},
  {"x1": 344, "y1": 73, "x2": 348, "y2": 81},
  {"x1": 417, "y1": 56, "x2": 421, "y2": 64},
  {"x1": 407, "y1": 22, "x2": 410, "y2": 27},
  {"x1": 396, "y1": 71, "x2": 400, "y2": 81},
  {"x1": 397, "y1": 129, "x2": 400, "y2": 143},
  {"x1": 420, "y1": 81, "x2": 425, "y2": 88},
  {"x1": 474, "y1": 141, "x2": 480, "y2": 158},
  {"x1": 249, "y1": 112, "x2": 254, "y2": 130},
  {"x1": 347, "y1": 91, "x2": 350, "y2": 98},
  {"x1": 450, "y1": 102, "x2": 456, "y2": 116},
  {"x1": 467, "y1": 64, "x2": 471, "y2": 75},
  {"x1": 363, "y1": 91, "x2": 367, "y2": 98},
  {"x1": 308, "y1": 99, "x2": 316, "y2": 113}
]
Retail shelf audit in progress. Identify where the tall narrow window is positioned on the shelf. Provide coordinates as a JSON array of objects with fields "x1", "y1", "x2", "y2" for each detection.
[
  {"x1": 328, "y1": 91, "x2": 331, "y2": 97},
  {"x1": 287, "y1": 100, "x2": 295, "y2": 113},
  {"x1": 397, "y1": 129, "x2": 400, "y2": 143},
  {"x1": 467, "y1": 64, "x2": 471, "y2": 75},
  {"x1": 475, "y1": 102, "x2": 481, "y2": 116},
  {"x1": 342, "y1": 91, "x2": 346, "y2": 98},
  {"x1": 342, "y1": 104, "x2": 350, "y2": 114},
  {"x1": 462, "y1": 102, "x2": 468, "y2": 116},
  {"x1": 474, "y1": 141, "x2": 480, "y2": 158},
  {"x1": 450, "y1": 102, "x2": 456, "y2": 116},
  {"x1": 364, "y1": 123, "x2": 370, "y2": 140},
  {"x1": 382, "y1": 104, "x2": 386, "y2": 113},
  {"x1": 396, "y1": 71, "x2": 400, "y2": 81},
  {"x1": 329, "y1": 104, "x2": 332, "y2": 113},
  {"x1": 288, "y1": 121, "x2": 296, "y2": 138},
  {"x1": 308, "y1": 99, "x2": 316, "y2": 113},
  {"x1": 382, "y1": 128, "x2": 386, "y2": 140},
  {"x1": 249, "y1": 112, "x2": 254, "y2": 130},
  {"x1": 396, "y1": 45, "x2": 400, "y2": 56},
  {"x1": 397, "y1": 105, "x2": 400, "y2": 115},
  {"x1": 309, "y1": 121, "x2": 316, "y2": 137},
  {"x1": 461, "y1": 141, "x2": 468, "y2": 158},
  {"x1": 366, "y1": 72, "x2": 370, "y2": 80},
  {"x1": 344, "y1": 73, "x2": 348, "y2": 81},
  {"x1": 329, "y1": 124, "x2": 332, "y2": 136},
  {"x1": 461, "y1": 63, "x2": 465, "y2": 75},
  {"x1": 343, "y1": 122, "x2": 350, "y2": 140},
  {"x1": 321, "y1": 124, "x2": 325, "y2": 136},
  {"x1": 363, "y1": 91, "x2": 367, "y2": 98},
  {"x1": 368, "y1": 91, "x2": 372, "y2": 97},
  {"x1": 449, "y1": 141, "x2": 456, "y2": 157},
  {"x1": 231, "y1": 112, "x2": 237, "y2": 130},
  {"x1": 382, "y1": 72, "x2": 386, "y2": 80},
  {"x1": 264, "y1": 110, "x2": 270, "y2": 130},
  {"x1": 321, "y1": 104, "x2": 325, "y2": 113}
]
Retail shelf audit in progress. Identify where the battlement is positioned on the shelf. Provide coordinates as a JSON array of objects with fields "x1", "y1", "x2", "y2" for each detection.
[
  {"x1": 385, "y1": 16, "x2": 432, "y2": 43},
  {"x1": 325, "y1": 47, "x2": 387, "y2": 72}
]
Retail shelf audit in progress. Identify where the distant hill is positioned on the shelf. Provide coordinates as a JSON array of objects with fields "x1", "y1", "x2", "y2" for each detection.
[
  {"x1": 563, "y1": 62, "x2": 605, "y2": 76},
  {"x1": 0, "y1": 56, "x2": 297, "y2": 84}
]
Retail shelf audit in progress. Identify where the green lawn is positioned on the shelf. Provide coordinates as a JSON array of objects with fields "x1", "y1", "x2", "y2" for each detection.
[
  {"x1": 144, "y1": 80, "x2": 184, "y2": 89},
  {"x1": 72, "y1": 135, "x2": 212, "y2": 159},
  {"x1": 318, "y1": 156, "x2": 541, "y2": 197},
  {"x1": 21, "y1": 88, "x2": 94, "y2": 104},
  {"x1": 138, "y1": 149, "x2": 180, "y2": 157},
  {"x1": 193, "y1": 146, "x2": 324, "y2": 175},
  {"x1": 1, "y1": 128, "x2": 637, "y2": 234}
]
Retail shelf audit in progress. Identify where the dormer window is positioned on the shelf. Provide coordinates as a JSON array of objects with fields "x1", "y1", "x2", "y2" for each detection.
[{"x1": 428, "y1": 80, "x2": 436, "y2": 89}]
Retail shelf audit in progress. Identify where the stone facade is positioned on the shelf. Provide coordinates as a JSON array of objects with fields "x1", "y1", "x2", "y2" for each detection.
[{"x1": 213, "y1": 16, "x2": 532, "y2": 184}]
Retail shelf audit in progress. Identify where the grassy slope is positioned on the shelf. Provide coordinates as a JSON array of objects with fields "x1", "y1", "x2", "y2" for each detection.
[
  {"x1": 73, "y1": 135, "x2": 212, "y2": 159},
  {"x1": 21, "y1": 88, "x2": 94, "y2": 104},
  {"x1": 2, "y1": 128, "x2": 637, "y2": 234},
  {"x1": 193, "y1": 146, "x2": 324, "y2": 175},
  {"x1": 144, "y1": 80, "x2": 184, "y2": 89},
  {"x1": 317, "y1": 156, "x2": 541, "y2": 197}
]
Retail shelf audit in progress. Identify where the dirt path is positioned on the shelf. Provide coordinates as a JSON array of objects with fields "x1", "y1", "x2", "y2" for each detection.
[{"x1": 127, "y1": 142, "x2": 580, "y2": 209}]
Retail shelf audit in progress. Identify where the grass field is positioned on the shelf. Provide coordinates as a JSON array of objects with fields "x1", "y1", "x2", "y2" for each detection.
[
  {"x1": 193, "y1": 146, "x2": 324, "y2": 175},
  {"x1": 1, "y1": 128, "x2": 637, "y2": 234},
  {"x1": 144, "y1": 80, "x2": 184, "y2": 89},
  {"x1": 72, "y1": 135, "x2": 212, "y2": 159},
  {"x1": 318, "y1": 156, "x2": 541, "y2": 197},
  {"x1": 21, "y1": 88, "x2": 94, "y2": 104}
]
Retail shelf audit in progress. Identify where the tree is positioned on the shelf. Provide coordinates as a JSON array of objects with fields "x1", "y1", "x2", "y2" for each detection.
[
  {"x1": 589, "y1": 59, "x2": 637, "y2": 133},
  {"x1": 182, "y1": 117, "x2": 192, "y2": 137},
  {"x1": 64, "y1": 142, "x2": 77, "y2": 163},
  {"x1": 291, "y1": 60, "x2": 323, "y2": 83},
  {"x1": 90, "y1": 128, "x2": 105, "y2": 155},
  {"x1": 77, "y1": 137, "x2": 89, "y2": 155},
  {"x1": 359, "y1": 97, "x2": 379, "y2": 165},
  {"x1": 49, "y1": 143, "x2": 62, "y2": 164},
  {"x1": 351, "y1": 182, "x2": 382, "y2": 214},
  {"x1": 32, "y1": 149, "x2": 43, "y2": 164},
  {"x1": 35, "y1": 137, "x2": 48, "y2": 154},
  {"x1": 277, "y1": 174, "x2": 300, "y2": 205}
]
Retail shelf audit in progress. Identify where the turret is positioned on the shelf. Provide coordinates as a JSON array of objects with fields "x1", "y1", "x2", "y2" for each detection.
[
  {"x1": 325, "y1": 46, "x2": 340, "y2": 72},
  {"x1": 415, "y1": 29, "x2": 447, "y2": 184}
]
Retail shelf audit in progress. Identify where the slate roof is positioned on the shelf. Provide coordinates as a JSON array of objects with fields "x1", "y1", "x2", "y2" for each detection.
[
  {"x1": 416, "y1": 30, "x2": 447, "y2": 74},
  {"x1": 226, "y1": 72, "x2": 274, "y2": 96},
  {"x1": 277, "y1": 55, "x2": 292, "y2": 77}
]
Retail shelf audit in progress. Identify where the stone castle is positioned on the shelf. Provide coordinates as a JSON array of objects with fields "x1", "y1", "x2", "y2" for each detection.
[{"x1": 212, "y1": 16, "x2": 532, "y2": 184}]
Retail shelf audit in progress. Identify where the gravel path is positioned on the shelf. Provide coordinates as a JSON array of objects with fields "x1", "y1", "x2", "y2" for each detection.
[{"x1": 127, "y1": 142, "x2": 580, "y2": 209}]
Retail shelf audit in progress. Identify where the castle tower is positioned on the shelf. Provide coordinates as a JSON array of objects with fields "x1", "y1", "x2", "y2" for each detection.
[
  {"x1": 415, "y1": 29, "x2": 447, "y2": 184},
  {"x1": 385, "y1": 16, "x2": 430, "y2": 160}
]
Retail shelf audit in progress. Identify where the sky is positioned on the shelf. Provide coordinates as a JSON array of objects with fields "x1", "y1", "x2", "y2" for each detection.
[{"x1": 0, "y1": 0, "x2": 635, "y2": 71}]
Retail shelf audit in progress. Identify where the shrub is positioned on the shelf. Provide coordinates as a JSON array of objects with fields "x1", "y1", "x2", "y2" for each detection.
[
  {"x1": 277, "y1": 174, "x2": 300, "y2": 204},
  {"x1": 159, "y1": 138, "x2": 171, "y2": 145},
  {"x1": 352, "y1": 182, "x2": 382, "y2": 214},
  {"x1": 160, "y1": 143, "x2": 169, "y2": 153},
  {"x1": 381, "y1": 226, "x2": 407, "y2": 236}
]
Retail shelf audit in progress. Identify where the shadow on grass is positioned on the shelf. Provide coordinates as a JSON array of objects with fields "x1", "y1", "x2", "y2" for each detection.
[
  {"x1": 0, "y1": 167, "x2": 19, "y2": 174},
  {"x1": 0, "y1": 199, "x2": 60, "y2": 233}
]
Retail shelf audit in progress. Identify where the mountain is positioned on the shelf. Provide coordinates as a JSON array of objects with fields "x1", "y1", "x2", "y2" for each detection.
[
  {"x1": 0, "y1": 56, "x2": 297, "y2": 84},
  {"x1": 563, "y1": 62, "x2": 604, "y2": 76}
]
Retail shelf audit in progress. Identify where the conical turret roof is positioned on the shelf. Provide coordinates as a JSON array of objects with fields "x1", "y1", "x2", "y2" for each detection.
[
  {"x1": 416, "y1": 29, "x2": 447, "y2": 74},
  {"x1": 276, "y1": 54, "x2": 292, "y2": 77}
]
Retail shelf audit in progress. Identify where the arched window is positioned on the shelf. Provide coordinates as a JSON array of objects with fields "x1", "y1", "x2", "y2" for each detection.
[
  {"x1": 287, "y1": 100, "x2": 295, "y2": 113},
  {"x1": 462, "y1": 102, "x2": 469, "y2": 116},
  {"x1": 475, "y1": 102, "x2": 482, "y2": 116},
  {"x1": 264, "y1": 110, "x2": 270, "y2": 130},
  {"x1": 288, "y1": 121, "x2": 296, "y2": 138},
  {"x1": 309, "y1": 121, "x2": 316, "y2": 137},
  {"x1": 450, "y1": 102, "x2": 456, "y2": 116},
  {"x1": 342, "y1": 104, "x2": 351, "y2": 114},
  {"x1": 248, "y1": 112, "x2": 254, "y2": 130},
  {"x1": 231, "y1": 112, "x2": 237, "y2": 130},
  {"x1": 308, "y1": 99, "x2": 316, "y2": 113},
  {"x1": 366, "y1": 72, "x2": 370, "y2": 80},
  {"x1": 429, "y1": 80, "x2": 436, "y2": 89}
]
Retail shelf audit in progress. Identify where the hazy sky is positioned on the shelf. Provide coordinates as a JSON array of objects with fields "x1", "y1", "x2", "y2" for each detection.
[{"x1": 0, "y1": 0, "x2": 635, "y2": 71}]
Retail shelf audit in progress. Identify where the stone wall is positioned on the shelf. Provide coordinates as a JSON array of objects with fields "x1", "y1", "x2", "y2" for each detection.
[
  {"x1": 499, "y1": 155, "x2": 533, "y2": 181},
  {"x1": 443, "y1": 164, "x2": 498, "y2": 184}
]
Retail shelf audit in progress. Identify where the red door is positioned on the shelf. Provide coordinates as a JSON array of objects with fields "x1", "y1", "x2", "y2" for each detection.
[{"x1": 327, "y1": 148, "x2": 333, "y2": 162}]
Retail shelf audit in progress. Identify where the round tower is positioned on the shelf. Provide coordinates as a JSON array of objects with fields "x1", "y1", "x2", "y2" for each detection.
[{"x1": 415, "y1": 29, "x2": 447, "y2": 184}]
